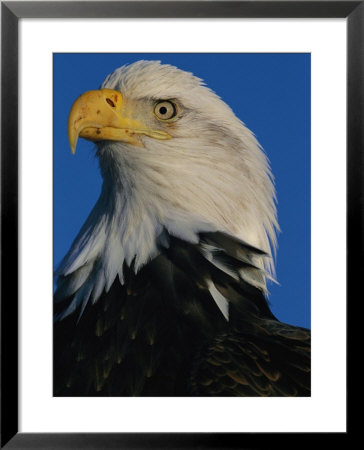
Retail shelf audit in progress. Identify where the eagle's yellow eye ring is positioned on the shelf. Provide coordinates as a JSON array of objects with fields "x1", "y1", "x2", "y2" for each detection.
[{"x1": 153, "y1": 100, "x2": 179, "y2": 121}]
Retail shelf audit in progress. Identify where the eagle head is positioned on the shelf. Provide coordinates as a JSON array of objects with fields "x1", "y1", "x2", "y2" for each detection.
[{"x1": 56, "y1": 60, "x2": 278, "y2": 319}]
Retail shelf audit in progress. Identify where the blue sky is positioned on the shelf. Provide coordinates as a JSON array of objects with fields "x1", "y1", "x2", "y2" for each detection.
[{"x1": 53, "y1": 53, "x2": 311, "y2": 329}]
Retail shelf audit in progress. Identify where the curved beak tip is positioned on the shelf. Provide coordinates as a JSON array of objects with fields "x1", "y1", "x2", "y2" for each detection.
[{"x1": 68, "y1": 128, "x2": 78, "y2": 154}]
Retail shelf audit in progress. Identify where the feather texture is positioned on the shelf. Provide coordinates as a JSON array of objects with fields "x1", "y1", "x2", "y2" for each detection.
[{"x1": 54, "y1": 230, "x2": 310, "y2": 396}]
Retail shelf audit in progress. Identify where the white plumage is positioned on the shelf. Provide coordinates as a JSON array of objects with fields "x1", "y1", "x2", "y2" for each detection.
[{"x1": 55, "y1": 61, "x2": 278, "y2": 320}]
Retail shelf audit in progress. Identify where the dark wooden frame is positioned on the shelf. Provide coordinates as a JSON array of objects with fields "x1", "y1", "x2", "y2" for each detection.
[{"x1": 1, "y1": 1, "x2": 357, "y2": 448}]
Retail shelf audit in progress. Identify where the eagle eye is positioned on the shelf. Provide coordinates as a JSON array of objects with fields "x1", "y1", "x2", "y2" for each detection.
[{"x1": 154, "y1": 100, "x2": 178, "y2": 121}]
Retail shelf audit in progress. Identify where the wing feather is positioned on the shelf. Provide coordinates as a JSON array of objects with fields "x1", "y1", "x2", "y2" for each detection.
[{"x1": 54, "y1": 230, "x2": 310, "y2": 397}]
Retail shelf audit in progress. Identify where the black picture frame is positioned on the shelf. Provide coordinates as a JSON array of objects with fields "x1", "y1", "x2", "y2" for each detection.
[{"x1": 1, "y1": 1, "x2": 357, "y2": 448}]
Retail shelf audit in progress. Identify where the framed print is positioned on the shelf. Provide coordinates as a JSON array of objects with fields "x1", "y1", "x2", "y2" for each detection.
[
  {"x1": 53, "y1": 51, "x2": 311, "y2": 398},
  {"x1": 1, "y1": 1, "x2": 357, "y2": 448}
]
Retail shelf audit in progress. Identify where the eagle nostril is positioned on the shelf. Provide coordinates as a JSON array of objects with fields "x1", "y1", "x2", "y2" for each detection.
[{"x1": 106, "y1": 98, "x2": 115, "y2": 108}]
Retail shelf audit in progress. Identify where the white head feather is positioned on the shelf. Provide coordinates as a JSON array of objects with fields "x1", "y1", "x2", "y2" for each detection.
[{"x1": 55, "y1": 61, "x2": 278, "y2": 319}]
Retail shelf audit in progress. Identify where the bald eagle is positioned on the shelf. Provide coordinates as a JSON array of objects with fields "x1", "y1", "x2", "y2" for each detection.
[{"x1": 54, "y1": 61, "x2": 310, "y2": 396}]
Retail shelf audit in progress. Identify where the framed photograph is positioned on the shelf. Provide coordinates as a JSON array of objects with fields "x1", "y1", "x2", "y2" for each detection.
[{"x1": 2, "y1": 1, "x2": 356, "y2": 448}]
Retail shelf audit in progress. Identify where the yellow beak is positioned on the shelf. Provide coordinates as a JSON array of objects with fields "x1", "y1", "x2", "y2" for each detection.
[{"x1": 67, "y1": 89, "x2": 171, "y2": 154}]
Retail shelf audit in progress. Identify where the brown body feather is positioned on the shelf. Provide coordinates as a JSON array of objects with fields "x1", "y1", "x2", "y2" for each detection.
[{"x1": 54, "y1": 231, "x2": 310, "y2": 396}]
